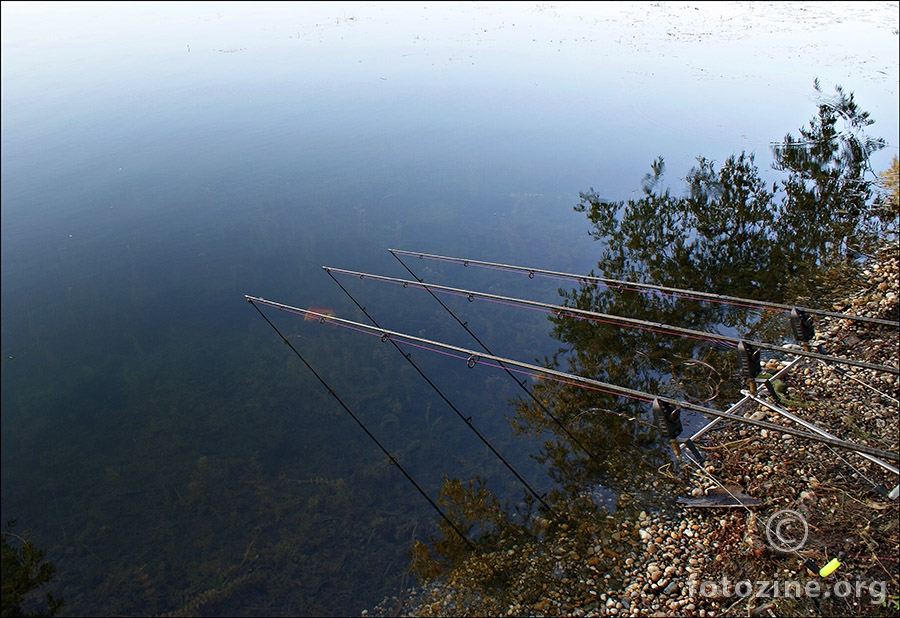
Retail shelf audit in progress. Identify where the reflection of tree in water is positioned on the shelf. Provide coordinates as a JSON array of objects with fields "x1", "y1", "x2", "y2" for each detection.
[{"x1": 413, "y1": 82, "x2": 897, "y2": 580}]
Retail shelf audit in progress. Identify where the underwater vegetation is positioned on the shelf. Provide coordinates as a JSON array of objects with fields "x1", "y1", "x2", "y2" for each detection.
[{"x1": 1, "y1": 520, "x2": 64, "y2": 617}]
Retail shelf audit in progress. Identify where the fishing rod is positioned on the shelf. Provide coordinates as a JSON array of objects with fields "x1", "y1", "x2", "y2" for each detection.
[
  {"x1": 322, "y1": 269, "x2": 554, "y2": 513},
  {"x1": 381, "y1": 256, "x2": 606, "y2": 466},
  {"x1": 245, "y1": 297, "x2": 476, "y2": 550},
  {"x1": 323, "y1": 267, "x2": 900, "y2": 376},
  {"x1": 245, "y1": 296, "x2": 900, "y2": 463},
  {"x1": 389, "y1": 248, "x2": 900, "y2": 328},
  {"x1": 386, "y1": 253, "x2": 692, "y2": 487}
]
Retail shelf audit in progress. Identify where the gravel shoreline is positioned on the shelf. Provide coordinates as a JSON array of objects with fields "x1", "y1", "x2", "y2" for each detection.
[{"x1": 371, "y1": 245, "x2": 898, "y2": 618}]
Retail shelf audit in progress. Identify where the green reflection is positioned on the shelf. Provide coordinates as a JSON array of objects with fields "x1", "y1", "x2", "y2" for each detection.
[{"x1": 409, "y1": 82, "x2": 897, "y2": 596}]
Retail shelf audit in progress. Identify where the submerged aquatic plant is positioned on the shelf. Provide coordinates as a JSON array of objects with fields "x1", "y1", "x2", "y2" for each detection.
[
  {"x1": 1, "y1": 520, "x2": 64, "y2": 617},
  {"x1": 409, "y1": 476, "x2": 528, "y2": 582}
]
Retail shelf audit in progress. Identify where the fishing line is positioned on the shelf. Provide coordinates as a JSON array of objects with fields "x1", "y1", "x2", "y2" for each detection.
[
  {"x1": 389, "y1": 248, "x2": 900, "y2": 328},
  {"x1": 325, "y1": 267, "x2": 899, "y2": 376},
  {"x1": 683, "y1": 434, "x2": 894, "y2": 578},
  {"x1": 683, "y1": 450, "x2": 757, "y2": 518},
  {"x1": 681, "y1": 451, "x2": 814, "y2": 570},
  {"x1": 575, "y1": 407, "x2": 656, "y2": 430},
  {"x1": 819, "y1": 441, "x2": 896, "y2": 498},
  {"x1": 385, "y1": 253, "x2": 608, "y2": 466},
  {"x1": 322, "y1": 269, "x2": 554, "y2": 513},
  {"x1": 846, "y1": 555, "x2": 900, "y2": 562},
  {"x1": 742, "y1": 390, "x2": 899, "y2": 478},
  {"x1": 682, "y1": 449, "x2": 841, "y2": 583},
  {"x1": 245, "y1": 297, "x2": 476, "y2": 550},
  {"x1": 245, "y1": 297, "x2": 900, "y2": 463},
  {"x1": 817, "y1": 361, "x2": 899, "y2": 405},
  {"x1": 679, "y1": 450, "x2": 818, "y2": 570},
  {"x1": 743, "y1": 387, "x2": 898, "y2": 498}
]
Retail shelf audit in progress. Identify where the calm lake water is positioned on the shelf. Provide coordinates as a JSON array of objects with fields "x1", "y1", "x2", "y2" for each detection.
[{"x1": 2, "y1": 2, "x2": 898, "y2": 615}]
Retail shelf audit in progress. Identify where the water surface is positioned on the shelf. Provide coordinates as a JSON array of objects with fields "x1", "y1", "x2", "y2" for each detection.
[{"x1": 2, "y1": 2, "x2": 897, "y2": 615}]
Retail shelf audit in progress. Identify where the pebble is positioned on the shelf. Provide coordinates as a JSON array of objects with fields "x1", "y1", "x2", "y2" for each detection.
[{"x1": 385, "y1": 246, "x2": 899, "y2": 618}]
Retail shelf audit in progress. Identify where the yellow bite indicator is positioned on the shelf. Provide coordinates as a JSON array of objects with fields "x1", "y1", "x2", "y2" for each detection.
[{"x1": 819, "y1": 557, "x2": 841, "y2": 577}]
